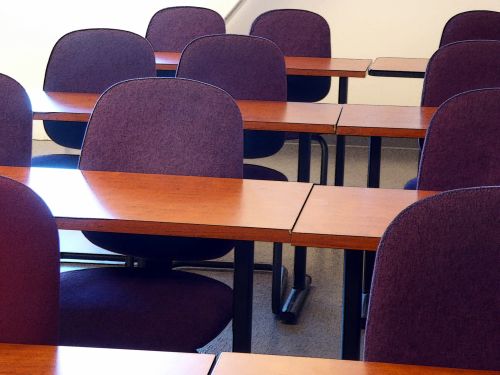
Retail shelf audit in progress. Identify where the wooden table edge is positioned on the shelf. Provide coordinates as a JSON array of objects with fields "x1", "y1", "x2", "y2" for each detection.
[
  {"x1": 290, "y1": 232, "x2": 379, "y2": 251},
  {"x1": 336, "y1": 126, "x2": 426, "y2": 138}
]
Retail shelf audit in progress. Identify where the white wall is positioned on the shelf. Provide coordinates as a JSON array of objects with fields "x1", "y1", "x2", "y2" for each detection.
[{"x1": 227, "y1": 0, "x2": 500, "y2": 106}]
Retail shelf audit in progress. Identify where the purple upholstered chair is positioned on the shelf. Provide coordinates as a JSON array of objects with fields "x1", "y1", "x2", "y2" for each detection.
[
  {"x1": 0, "y1": 176, "x2": 59, "y2": 345},
  {"x1": 404, "y1": 40, "x2": 500, "y2": 189},
  {"x1": 146, "y1": 6, "x2": 225, "y2": 52},
  {"x1": 416, "y1": 88, "x2": 500, "y2": 190},
  {"x1": 59, "y1": 78, "x2": 240, "y2": 352},
  {"x1": 0, "y1": 74, "x2": 32, "y2": 167},
  {"x1": 365, "y1": 186, "x2": 500, "y2": 370},
  {"x1": 32, "y1": 28, "x2": 156, "y2": 169},
  {"x1": 250, "y1": 9, "x2": 331, "y2": 184},
  {"x1": 176, "y1": 34, "x2": 288, "y2": 313},
  {"x1": 440, "y1": 10, "x2": 500, "y2": 47}
]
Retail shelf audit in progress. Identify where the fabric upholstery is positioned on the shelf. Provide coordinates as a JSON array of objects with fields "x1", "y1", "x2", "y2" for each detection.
[
  {"x1": 0, "y1": 74, "x2": 32, "y2": 167},
  {"x1": 0, "y1": 176, "x2": 59, "y2": 345},
  {"x1": 146, "y1": 6, "x2": 225, "y2": 52},
  {"x1": 417, "y1": 88, "x2": 500, "y2": 190},
  {"x1": 60, "y1": 267, "x2": 233, "y2": 352},
  {"x1": 250, "y1": 9, "x2": 331, "y2": 102},
  {"x1": 365, "y1": 186, "x2": 500, "y2": 370},
  {"x1": 40, "y1": 28, "x2": 156, "y2": 151},
  {"x1": 176, "y1": 34, "x2": 287, "y2": 159},
  {"x1": 80, "y1": 77, "x2": 243, "y2": 260},
  {"x1": 440, "y1": 10, "x2": 500, "y2": 47},
  {"x1": 422, "y1": 40, "x2": 500, "y2": 107}
]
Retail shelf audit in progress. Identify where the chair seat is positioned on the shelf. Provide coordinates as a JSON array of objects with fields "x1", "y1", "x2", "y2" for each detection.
[
  {"x1": 404, "y1": 177, "x2": 418, "y2": 190},
  {"x1": 243, "y1": 163, "x2": 288, "y2": 182},
  {"x1": 32, "y1": 154, "x2": 79, "y2": 169},
  {"x1": 60, "y1": 267, "x2": 233, "y2": 352}
]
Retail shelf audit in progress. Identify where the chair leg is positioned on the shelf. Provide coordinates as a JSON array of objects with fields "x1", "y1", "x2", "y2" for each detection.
[
  {"x1": 272, "y1": 243, "x2": 288, "y2": 314},
  {"x1": 311, "y1": 135, "x2": 329, "y2": 185}
]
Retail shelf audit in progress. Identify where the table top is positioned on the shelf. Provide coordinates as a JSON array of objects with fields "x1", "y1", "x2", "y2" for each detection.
[
  {"x1": 291, "y1": 186, "x2": 437, "y2": 250},
  {"x1": 0, "y1": 343, "x2": 214, "y2": 375},
  {"x1": 155, "y1": 51, "x2": 371, "y2": 78},
  {"x1": 212, "y1": 353, "x2": 497, "y2": 375},
  {"x1": 369, "y1": 57, "x2": 429, "y2": 78},
  {"x1": 337, "y1": 104, "x2": 437, "y2": 138},
  {"x1": 0, "y1": 166, "x2": 313, "y2": 243},
  {"x1": 29, "y1": 91, "x2": 339, "y2": 134}
]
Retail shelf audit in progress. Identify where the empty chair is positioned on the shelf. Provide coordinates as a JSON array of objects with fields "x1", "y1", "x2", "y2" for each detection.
[
  {"x1": 404, "y1": 40, "x2": 500, "y2": 189},
  {"x1": 59, "y1": 78, "x2": 240, "y2": 352},
  {"x1": 146, "y1": 6, "x2": 225, "y2": 51},
  {"x1": 365, "y1": 186, "x2": 500, "y2": 370},
  {"x1": 440, "y1": 10, "x2": 500, "y2": 47},
  {"x1": 0, "y1": 176, "x2": 59, "y2": 345},
  {"x1": 176, "y1": 34, "x2": 288, "y2": 313},
  {"x1": 250, "y1": 9, "x2": 331, "y2": 184},
  {"x1": 33, "y1": 28, "x2": 156, "y2": 169},
  {"x1": 417, "y1": 88, "x2": 500, "y2": 190},
  {"x1": 0, "y1": 74, "x2": 32, "y2": 166}
]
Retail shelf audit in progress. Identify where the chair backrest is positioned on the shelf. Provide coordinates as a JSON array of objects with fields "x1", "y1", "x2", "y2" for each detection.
[
  {"x1": 176, "y1": 34, "x2": 287, "y2": 158},
  {"x1": 0, "y1": 176, "x2": 59, "y2": 345},
  {"x1": 440, "y1": 10, "x2": 500, "y2": 47},
  {"x1": 417, "y1": 88, "x2": 500, "y2": 190},
  {"x1": 146, "y1": 6, "x2": 225, "y2": 52},
  {"x1": 250, "y1": 9, "x2": 331, "y2": 102},
  {"x1": 365, "y1": 186, "x2": 500, "y2": 370},
  {"x1": 43, "y1": 28, "x2": 156, "y2": 149},
  {"x1": 79, "y1": 77, "x2": 243, "y2": 178},
  {"x1": 422, "y1": 40, "x2": 500, "y2": 107},
  {"x1": 0, "y1": 74, "x2": 32, "y2": 166}
]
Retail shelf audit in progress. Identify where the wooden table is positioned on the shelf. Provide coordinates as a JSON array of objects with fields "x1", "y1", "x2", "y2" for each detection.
[
  {"x1": 369, "y1": 57, "x2": 429, "y2": 78},
  {"x1": 336, "y1": 104, "x2": 437, "y2": 188},
  {"x1": 0, "y1": 343, "x2": 214, "y2": 375},
  {"x1": 212, "y1": 352, "x2": 496, "y2": 375},
  {"x1": 29, "y1": 91, "x2": 340, "y2": 135},
  {"x1": 0, "y1": 166, "x2": 314, "y2": 353},
  {"x1": 291, "y1": 186, "x2": 437, "y2": 360},
  {"x1": 155, "y1": 51, "x2": 372, "y2": 78}
]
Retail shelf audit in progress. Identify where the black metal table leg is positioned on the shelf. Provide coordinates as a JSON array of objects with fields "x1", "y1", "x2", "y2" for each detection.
[
  {"x1": 232, "y1": 240, "x2": 254, "y2": 353},
  {"x1": 362, "y1": 136, "x2": 382, "y2": 322},
  {"x1": 341, "y1": 249, "x2": 363, "y2": 360},
  {"x1": 280, "y1": 133, "x2": 312, "y2": 323},
  {"x1": 335, "y1": 77, "x2": 349, "y2": 187}
]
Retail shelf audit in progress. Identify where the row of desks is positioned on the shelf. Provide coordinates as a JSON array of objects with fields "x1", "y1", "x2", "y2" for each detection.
[
  {"x1": 156, "y1": 52, "x2": 429, "y2": 79},
  {"x1": 30, "y1": 91, "x2": 435, "y2": 139},
  {"x1": 1, "y1": 344, "x2": 493, "y2": 375},
  {"x1": 0, "y1": 166, "x2": 437, "y2": 358}
]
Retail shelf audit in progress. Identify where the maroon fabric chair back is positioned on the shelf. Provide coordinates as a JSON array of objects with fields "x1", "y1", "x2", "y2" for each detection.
[
  {"x1": 365, "y1": 186, "x2": 500, "y2": 370},
  {"x1": 250, "y1": 9, "x2": 330, "y2": 57},
  {"x1": 176, "y1": 34, "x2": 287, "y2": 159},
  {"x1": 146, "y1": 6, "x2": 225, "y2": 52},
  {"x1": 440, "y1": 10, "x2": 500, "y2": 47},
  {"x1": 422, "y1": 40, "x2": 500, "y2": 107},
  {"x1": 80, "y1": 78, "x2": 242, "y2": 178},
  {"x1": 0, "y1": 74, "x2": 32, "y2": 166},
  {"x1": 417, "y1": 88, "x2": 500, "y2": 190},
  {"x1": 0, "y1": 177, "x2": 59, "y2": 345}
]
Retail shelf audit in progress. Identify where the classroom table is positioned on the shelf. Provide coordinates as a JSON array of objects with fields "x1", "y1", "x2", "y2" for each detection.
[
  {"x1": 368, "y1": 57, "x2": 429, "y2": 78},
  {"x1": 212, "y1": 352, "x2": 496, "y2": 375},
  {"x1": 0, "y1": 343, "x2": 215, "y2": 375},
  {"x1": 0, "y1": 166, "x2": 314, "y2": 353},
  {"x1": 337, "y1": 104, "x2": 437, "y2": 188},
  {"x1": 291, "y1": 185, "x2": 437, "y2": 360}
]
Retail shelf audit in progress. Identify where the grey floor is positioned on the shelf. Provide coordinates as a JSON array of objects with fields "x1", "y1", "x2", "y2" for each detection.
[{"x1": 35, "y1": 138, "x2": 420, "y2": 359}]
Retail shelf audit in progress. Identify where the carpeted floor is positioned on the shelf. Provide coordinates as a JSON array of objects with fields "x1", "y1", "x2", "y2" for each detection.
[{"x1": 37, "y1": 138, "x2": 420, "y2": 358}]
